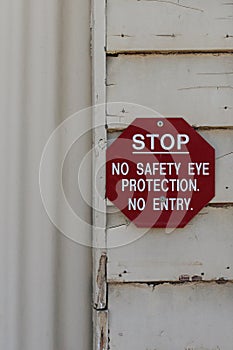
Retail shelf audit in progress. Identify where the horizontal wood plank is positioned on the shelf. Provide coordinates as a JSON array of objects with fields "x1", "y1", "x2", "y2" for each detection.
[
  {"x1": 107, "y1": 54, "x2": 233, "y2": 127},
  {"x1": 107, "y1": 129, "x2": 233, "y2": 204},
  {"x1": 108, "y1": 282, "x2": 233, "y2": 350},
  {"x1": 107, "y1": 207, "x2": 233, "y2": 282},
  {"x1": 107, "y1": 0, "x2": 233, "y2": 52}
]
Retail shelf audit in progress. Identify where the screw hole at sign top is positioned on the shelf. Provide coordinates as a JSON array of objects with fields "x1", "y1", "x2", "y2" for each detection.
[{"x1": 157, "y1": 121, "x2": 164, "y2": 127}]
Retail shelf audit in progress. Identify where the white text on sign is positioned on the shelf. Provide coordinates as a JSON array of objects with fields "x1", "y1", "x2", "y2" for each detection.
[{"x1": 132, "y1": 133, "x2": 190, "y2": 153}]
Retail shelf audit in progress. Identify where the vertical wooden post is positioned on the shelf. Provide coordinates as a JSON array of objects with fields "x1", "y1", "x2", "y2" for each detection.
[{"x1": 91, "y1": 0, "x2": 108, "y2": 348}]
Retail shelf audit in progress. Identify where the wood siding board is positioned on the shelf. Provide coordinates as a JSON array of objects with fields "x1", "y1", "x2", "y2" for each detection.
[
  {"x1": 107, "y1": 207, "x2": 233, "y2": 282},
  {"x1": 107, "y1": 54, "x2": 233, "y2": 126},
  {"x1": 107, "y1": 0, "x2": 233, "y2": 52},
  {"x1": 108, "y1": 282, "x2": 233, "y2": 350}
]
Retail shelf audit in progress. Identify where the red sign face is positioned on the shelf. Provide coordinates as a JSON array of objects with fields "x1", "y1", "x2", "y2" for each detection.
[{"x1": 106, "y1": 118, "x2": 215, "y2": 228}]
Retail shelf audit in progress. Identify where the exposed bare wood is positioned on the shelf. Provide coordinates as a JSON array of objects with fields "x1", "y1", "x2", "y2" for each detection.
[
  {"x1": 93, "y1": 310, "x2": 108, "y2": 350},
  {"x1": 94, "y1": 253, "x2": 107, "y2": 310}
]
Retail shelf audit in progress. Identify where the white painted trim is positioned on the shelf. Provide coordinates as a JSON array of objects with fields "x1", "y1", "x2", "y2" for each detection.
[{"x1": 91, "y1": 0, "x2": 108, "y2": 348}]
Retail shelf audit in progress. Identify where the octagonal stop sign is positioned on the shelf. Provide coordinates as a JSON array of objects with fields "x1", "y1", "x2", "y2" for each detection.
[{"x1": 106, "y1": 118, "x2": 215, "y2": 228}]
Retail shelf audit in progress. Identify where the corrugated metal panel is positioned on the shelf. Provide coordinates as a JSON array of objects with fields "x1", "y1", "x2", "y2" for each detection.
[{"x1": 0, "y1": 0, "x2": 92, "y2": 349}]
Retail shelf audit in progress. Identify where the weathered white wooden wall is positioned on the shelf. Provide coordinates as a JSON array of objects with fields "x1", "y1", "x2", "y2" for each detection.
[
  {"x1": 93, "y1": 0, "x2": 233, "y2": 349},
  {"x1": 0, "y1": 0, "x2": 92, "y2": 349},
  {"x1": 107, "y1": 54, "x2": 233, "y2": 126},
  {"x1": 107, "y1": 207, "x2": 233, "y2": 282},
  {"x1": 107, "y1": 0, "x2": 233, "y2": 52},
  {"x1": 108, "y1": 283, "x2": 233, "y2": 350}
]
